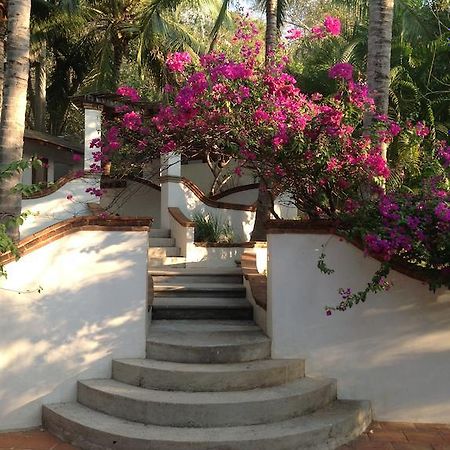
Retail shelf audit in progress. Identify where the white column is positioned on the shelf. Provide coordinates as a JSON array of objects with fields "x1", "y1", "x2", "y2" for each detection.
[
  {"x1": 47, "y1": 160, "x2": 55, "y2": 183},
  {"x1": 84, "y1": 105, "x2": 103, "y2": 173},
  {"x1": 160, "y1": 152, "x2": 182, "y2": 229}
]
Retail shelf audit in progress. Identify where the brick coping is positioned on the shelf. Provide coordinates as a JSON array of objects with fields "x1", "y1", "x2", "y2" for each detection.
[
  {"x1": 266, "y1": 219, "x2": 437, "y2": 284},
  {"x1": 0, "y1": 216, "x2": 152, "y2": 266},
  {"x1": 161, "y1": 176, "x2": 257, "y2": 211}
]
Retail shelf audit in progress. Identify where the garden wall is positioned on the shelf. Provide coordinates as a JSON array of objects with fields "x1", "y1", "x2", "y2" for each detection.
[
  {"x1": 21, "y1": 176, "x2": 98, "y2": 237},
  {"x1": 267, "y1": 226, "x2": 450, "y2": 423},
  {"x1": 0, "y1": 227, "x2": 148, "y2": 431},
  {"x1": 100, "y1": 179, "x2": 161, "y2": 228}
]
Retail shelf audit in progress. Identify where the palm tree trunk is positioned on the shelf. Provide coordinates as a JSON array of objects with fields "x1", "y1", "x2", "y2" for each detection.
[
  {"x1": 0, "y1": 0, "x2": 31, "y2": 240},
  {"x1": 366, "y1": 0, "x2": 394, "y2": 159},
  {"x1": 0, "y1": 0, "x2": 7, "y2": 116},
  {"x1": 265, "y1": 0, "x2": 278, "y2": 61}
]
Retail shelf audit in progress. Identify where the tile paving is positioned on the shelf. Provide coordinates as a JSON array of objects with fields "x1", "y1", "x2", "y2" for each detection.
[{"x1": 1, "y1": 421, "x2": 450, "y2": 449}]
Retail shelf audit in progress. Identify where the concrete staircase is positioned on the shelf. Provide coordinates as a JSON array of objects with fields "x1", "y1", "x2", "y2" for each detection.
[
  {"x1": 148, "y1": 228, "x2": 186, "y2": 268},
  {"x1": 42, "y1": 229, "x2": 371, "y2": 449},
  {"x1": 150, "y1": 267, "x2": 252, "y2": 320}
]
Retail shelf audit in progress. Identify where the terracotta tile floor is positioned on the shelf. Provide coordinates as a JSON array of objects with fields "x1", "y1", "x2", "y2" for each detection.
[
  {"x1": 340, "y1": 421, "x2": 450, "y2": 450},
  {"x1": 0, "y1": 429, "x2": 75, "y2": 450},
  {"x1": 2, "y1": 422, "x2": 450, "y2": 449}
]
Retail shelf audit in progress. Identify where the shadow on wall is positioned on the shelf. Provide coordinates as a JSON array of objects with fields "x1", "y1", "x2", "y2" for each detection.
[
  {"x1": 0, "y1": 232, "x2": 147, "y2": 430},
  {"x1": 268, "y1": 232, "x2": 450, "y2": 422},
  {"x1": 100, "y1": 181, "x2": 161, "y2": 228}
]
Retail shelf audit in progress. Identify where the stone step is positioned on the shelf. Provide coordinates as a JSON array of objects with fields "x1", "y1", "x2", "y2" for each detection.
[
  {"x1": 146, "y1": 320, "x2": 271, "y2": 363},
  {"x1": 149, "y1": 229, "x2": 171, "y2": 238},
  {"x1": 148, "y1": 247, "x2": 181, "y2": 258},
  {"x1": 151, "y1": 270, "x2": 243, "y2": 285},
  {"x1": 151, "y1": 297, "x2": 253, "y2": 320},
  {"x1": 153, "y1": 283, "x2": 246, "y2": 298},
  {"x1": 77, "y1": 377, "x2": 337, "y2": 427},
  {"x1": 148, "y1": 257, "x2": 187, "y2": 268},
  {"x1": 149, "y1": 237, "x2": 176, "y2": 247},
  {"x1": 43, "y1": 400, "x2": 372, "y2": 450},
  {"x1": 112, "y1": 358, "x2": 305, "y2": 392}
]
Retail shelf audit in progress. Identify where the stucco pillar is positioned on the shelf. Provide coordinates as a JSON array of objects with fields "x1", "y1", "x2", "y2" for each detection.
[
  {"x1": 160, "y1": 152, "x2": 182, "y2": 229},
  {"x1": 84, "y1": 105, "x2": 103, "y2": 173}
]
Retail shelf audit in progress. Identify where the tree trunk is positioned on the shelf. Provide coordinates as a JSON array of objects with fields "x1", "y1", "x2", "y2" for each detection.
[
  {"x1": 366, "y1": 0, "x2": 394, "y2": 159},
  {"x1": 0, "y1": 0, "x2": 7, "y2": 117},
  {"x1": 33, "y1": 43, "x2": 46, "y2": 131},
  {"x1": 265, "y1": 0, "x2": 278, "y2": 61},
  {"x1": 0, "y1": 0, "x2": 31, "y2": 241},
  {"x1": 250, "y1": 0, "x2": 279, "y2": 241},
  {"x1": 250, "y1": 181, "x2": 273, "y2": 241}
]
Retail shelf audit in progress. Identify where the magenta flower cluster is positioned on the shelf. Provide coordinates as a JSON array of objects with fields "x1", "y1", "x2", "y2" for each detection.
[{"x1": 166, "y1": 52, "x2": 192, "y2": 72}]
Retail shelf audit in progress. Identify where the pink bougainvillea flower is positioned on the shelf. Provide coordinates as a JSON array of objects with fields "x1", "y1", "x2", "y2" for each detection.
[
  {"x1": 122, "y1": 111, "x2": 142, "y2": 131},
  {"x1": 324, "y1": 16, "x2": 341, "y2": 36},
  {"x1": 311, "y1": 26, "x2": 325, "y2": 38},
  {"x1": 72, "y1": 153, "x2": 82, "y2": 162},
  {"x1": 66, "y1": 194, "x2": 73, "y2": 200},
  {"x1": 435, "y1": 202, "x2": 450, "y2": 222},
  {"x1": 389, "y1": 122, "x2": 402, "y2": 136},
  {"x1": 415, "y1": 121, "x2": 430, "y2": 137},
  {"x1": 328, "y1": 62, "x2": 353, "y2": 81},
  {"x1": 286, "y1": 28, "x2": 303, "y2": 40},
  {"x1": 161, "y1": 140, "x2": 177, "y2": 154},
  {"x1": 166, "y1": 52, "x2": 192, "y2": 72},
  {"x1": 116, "y1": 86, "x2": 140, "y2": 102}
]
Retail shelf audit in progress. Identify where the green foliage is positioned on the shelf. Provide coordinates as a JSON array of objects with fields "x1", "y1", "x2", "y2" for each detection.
[
  {"x1": 289, "y1": 0, "x2": 450, "y2": 164},
  {"x1": 317, "y1": 249, "x2": 335, "y2": 275},
  {"x1": 324, "y1": 263, "x2": 392, "y2": 315},
  {"x1": 0, "y1": 159, "x2": 43, "y2": 277},
  {"x1": 192, "y1": 212, "x2": 234, "y2": 243}
]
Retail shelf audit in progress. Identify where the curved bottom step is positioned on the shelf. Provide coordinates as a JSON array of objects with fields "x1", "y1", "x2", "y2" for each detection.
[{"x1": 43, "y1": 400, "x2": 371, "y2": 450}]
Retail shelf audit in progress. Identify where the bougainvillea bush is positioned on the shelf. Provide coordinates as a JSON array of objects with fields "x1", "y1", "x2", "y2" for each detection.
[{"x1": 95, "y1": 17, "x2": 449, "y2": 311}]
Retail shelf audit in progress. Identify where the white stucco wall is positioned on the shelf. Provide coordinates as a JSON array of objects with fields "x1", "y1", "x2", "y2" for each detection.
[
  {"x1": 181, "y1": 161, "x2": 256, "y2": 195},
  {"x1": 0, "y1": 230, "x2": 148, "y2": 431},
  {"x1": 178, "y1": 183, "x2": 255, "y2": 242},
  {"x1": 186, "y1": 246, "x2": 247, "y2": 268},
  {"x1": 267, "y1": 232, "x2": 450, "y2": 423},
  {"x1": 20, "y1": 177, "x2": 99, "y2": 237},
  {"x1": 100, "y1": 181, "x2": 161, "y2": 228},
  {"x1": 216, "y1": 188, "x2": 259, "y2": 205}
]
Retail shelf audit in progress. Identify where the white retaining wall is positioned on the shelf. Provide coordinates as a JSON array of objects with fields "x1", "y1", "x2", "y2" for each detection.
[
  {"x1": 164, "y1": 181, "x2": 255, "y2": 242},
  {"x1": 100, "y1": 180, "x2": 161, "y2": 228},
  {"x1": 20, "y1": 177, "x2": 99, "y2": 237},
  {"x1": 0, "y1": 230, "x2": 148, "y2": 431},
  {"x1": 267, "y1": 232, "x2": 450, "y2": 423}
]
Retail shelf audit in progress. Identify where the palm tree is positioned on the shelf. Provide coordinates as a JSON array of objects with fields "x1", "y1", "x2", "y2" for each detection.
[
  {"x1": 265, "y1": 0, "x2": 278, "y2": 59},
  {"x1": 0, "y1": 0, "x2": 32, "y2": 240},
  {"x1": 0, "y1": 0, "x2": 7, "y2": 116}
]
